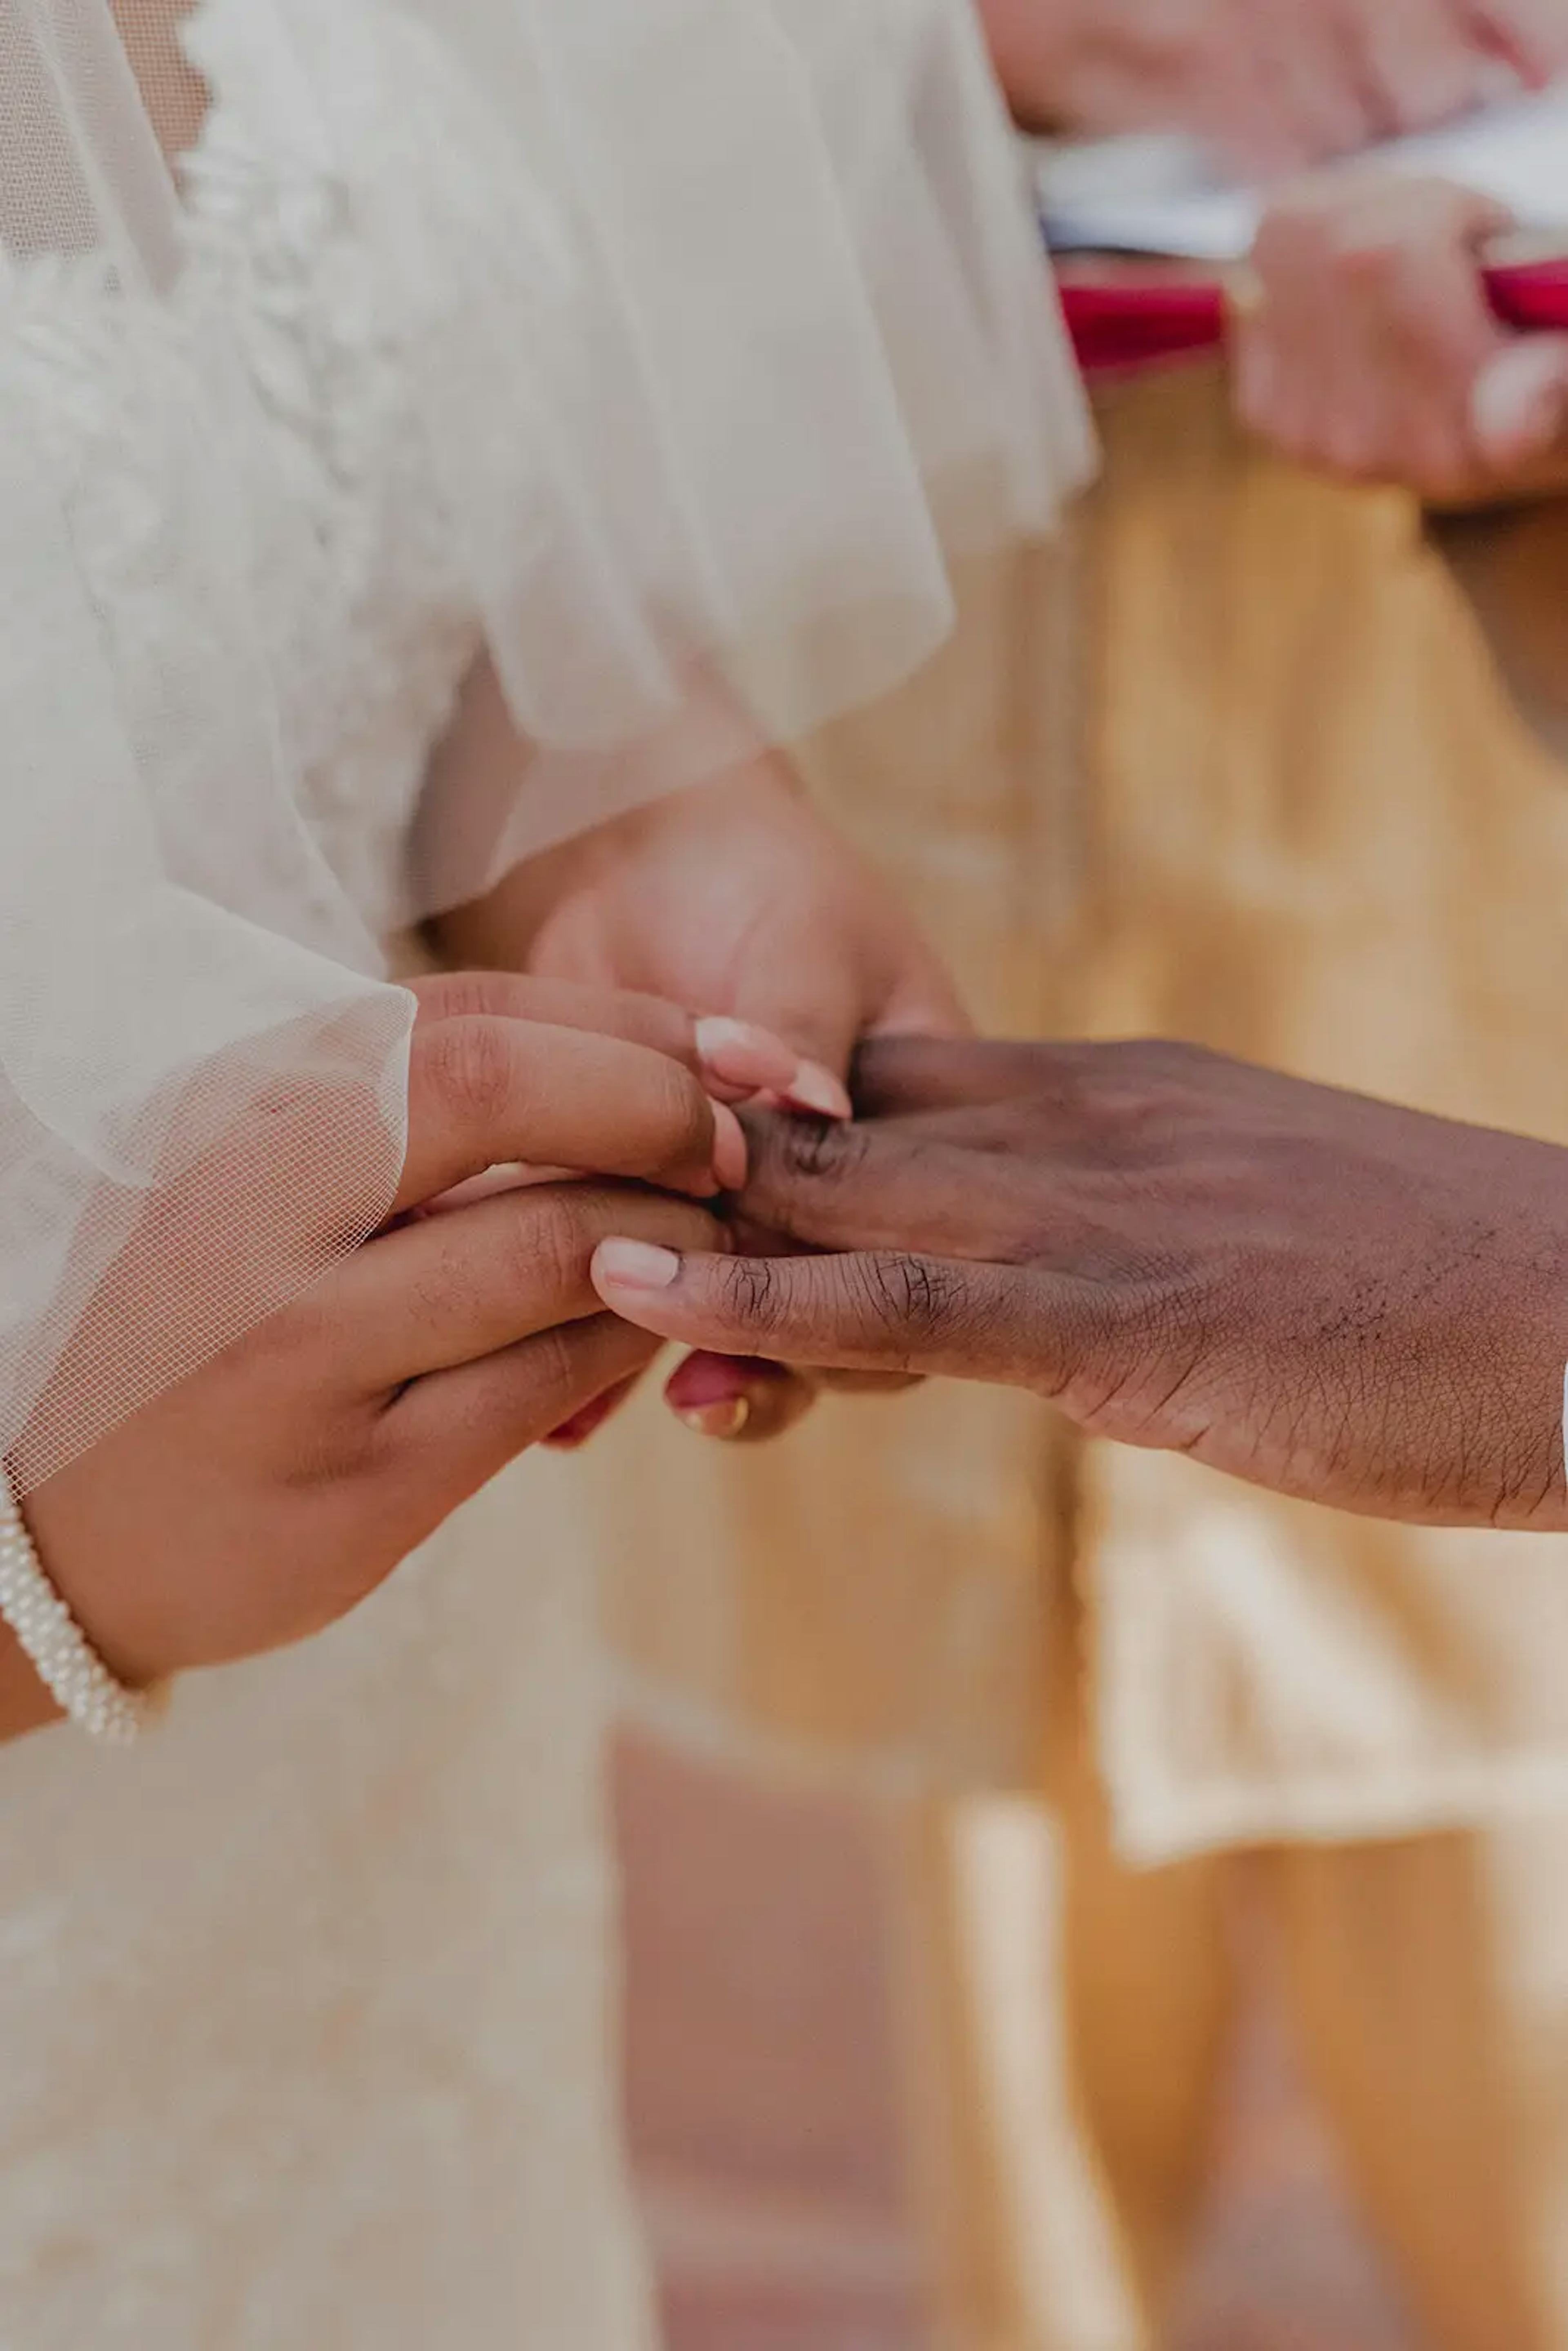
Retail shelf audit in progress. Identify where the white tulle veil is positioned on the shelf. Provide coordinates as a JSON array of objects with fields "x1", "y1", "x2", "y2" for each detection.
[{"x1": 0, "y1": 0, "x2": 1091, "y2": 1494}]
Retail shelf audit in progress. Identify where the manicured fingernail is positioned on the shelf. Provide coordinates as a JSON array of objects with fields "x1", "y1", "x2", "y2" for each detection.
[
  {"x1": 678, "y1": 1396, "x2": 752, "y2": 1441},
  {"x1": 781, "y1": 1061, "x2": 853, "y2": 1120},
  {"x1": 595, "y1": 1238, "x2": 681, "y2": 1292},
  {"x1": 695, "y1": 1017, "x2": 798, "y2": 1093},
  {"x1": 711, "y1": 1102, "x2": 749, "y2": 1191}
]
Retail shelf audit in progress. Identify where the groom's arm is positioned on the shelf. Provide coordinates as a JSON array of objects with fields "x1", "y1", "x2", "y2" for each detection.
[{"x1": 594, "y1": 1035, "x2": 1568, "y2": 1532}]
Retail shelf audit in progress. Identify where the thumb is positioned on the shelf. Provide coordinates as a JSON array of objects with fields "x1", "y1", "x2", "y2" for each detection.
[
  {"x1": 1471, "y1": 335, "x2": 1568, "y2": 471},
  {"x1": 590, "y1": 1236, "x2": 1062, "y2": 1388}
]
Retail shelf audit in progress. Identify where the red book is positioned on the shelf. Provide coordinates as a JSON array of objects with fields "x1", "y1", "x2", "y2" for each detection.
[{"x1": 1056, "y1": 254, "x2": 1568, "y2": 378}]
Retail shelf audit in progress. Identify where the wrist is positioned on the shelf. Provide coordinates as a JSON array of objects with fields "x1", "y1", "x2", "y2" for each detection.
[{"x1": 0, "y1": 1465, "x2": 161, "y2": 1743}]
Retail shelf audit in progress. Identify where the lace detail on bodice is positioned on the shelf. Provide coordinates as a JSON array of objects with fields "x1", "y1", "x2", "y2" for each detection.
[
  {"x1": 1, "y1": 0, "x2": 496, "y2": 938},
  {"x1": 178, "y1": 0, "x2": 486, "y2": 928}
]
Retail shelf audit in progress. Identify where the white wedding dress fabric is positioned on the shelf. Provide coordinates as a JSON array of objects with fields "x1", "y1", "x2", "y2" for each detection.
[
  {"x1": 0, "y1": 1, "x2": 1090, "y2": 2340},
  {"x1": 0, "y1": 0, "x2": 1092, "y2": 1499}
]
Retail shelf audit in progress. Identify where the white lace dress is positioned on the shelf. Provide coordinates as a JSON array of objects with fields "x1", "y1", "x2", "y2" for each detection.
[{"x1": 0, "y1": 7, "x2": 653, "y2": 2343}]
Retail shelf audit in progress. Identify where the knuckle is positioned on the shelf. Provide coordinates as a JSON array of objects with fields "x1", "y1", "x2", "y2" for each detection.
[
  {"x1": 743, "y1": 1113, "x2": 875, "y2": 1222},
  {"x1": 484, "y1": 1194, "x2": 576, "y2": 1307},
  {"x1": 716, "y1": 1253, "x2": 790, "y2": 1338},
  {"x1": 773, "y1": 1113, "x2": 872, "y2": 1186},
  {"x1": 405, "y1": 1230, "x2": 488, "y2": 1346},
  {"x1": 422, "y1": 1017, "x2": 520, "y2": 1132},
  {"x1": 409, "y1": 969, "x2": 491, "y2": 1024},
  {"x1": 505, "y1": 1189, "x2": 585, "y2": 1305},
  {"x1": 853, "y1": 1253, "x2": 963, "y2": 1342},
  {"x1": 525, "y1": 1322, "x2": 582, "y2": 1417}
]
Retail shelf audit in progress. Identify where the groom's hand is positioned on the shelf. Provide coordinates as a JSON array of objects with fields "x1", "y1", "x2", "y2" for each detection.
[{"x1": 593, "y1": 1037, "x2": 1568, "y2": 1531}]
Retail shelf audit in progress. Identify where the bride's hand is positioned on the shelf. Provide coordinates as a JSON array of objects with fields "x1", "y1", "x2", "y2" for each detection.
[
  {"x1": 435, "y1": 748, "x2": 965, "y2": 1442},
  {"x1": 437, "y1": 751, "x2": 964, "y2": 1102},
  {"x1": 11, "y1": 974, "x2": 731, "y2": 1729}
]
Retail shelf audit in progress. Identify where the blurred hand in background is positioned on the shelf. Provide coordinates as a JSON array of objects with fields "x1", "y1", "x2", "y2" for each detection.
[
  {"x1": 979, "y1": 0, "x2": 1568, "y2": 176},
  {"x1": 1235, "y1": 172, "x2": 1568, "y2": 496}
]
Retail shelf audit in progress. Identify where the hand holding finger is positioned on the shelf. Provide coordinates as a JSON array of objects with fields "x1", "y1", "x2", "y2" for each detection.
[
  {"x1": 591, "y1": 1033, "x2": 1568, "y2": 1536},
  {"x1": 397, "y1": 1014, "x2": 746, "y2": 1213},
  {"x1": 326, "y1": 1182, "x2": 726, "y2": 1389},
  {"x1": 413, "y1": 962, "x2": 818, "y2": 1104}
]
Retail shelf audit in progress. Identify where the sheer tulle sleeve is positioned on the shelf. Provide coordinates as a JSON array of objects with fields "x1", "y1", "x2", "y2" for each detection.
[
  {"x1": 0, "y1": 0, "x2": 1092, "y2": 1490},
  {"x1": 295, "y1": 0, "x2": 1096, "y2": 899}
]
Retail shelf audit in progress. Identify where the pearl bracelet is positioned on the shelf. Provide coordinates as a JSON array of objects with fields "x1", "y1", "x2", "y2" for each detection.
[{"x1": 0, "y1": 1463, "x2": 159, "y2": 1743}]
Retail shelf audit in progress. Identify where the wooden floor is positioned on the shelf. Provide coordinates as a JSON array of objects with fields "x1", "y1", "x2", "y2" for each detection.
[
  {"x1": 1171, "y1": 1979, "x2": 1416, "y2": 2351},
  {"x1": 616, "y1": 1730, "x2": 1423, "y2": 2351}
]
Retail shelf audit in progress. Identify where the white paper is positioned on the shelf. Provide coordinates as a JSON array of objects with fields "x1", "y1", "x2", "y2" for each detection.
[{"x1": 1037, "y1": 82, "x2": 1568, "y2": 260}]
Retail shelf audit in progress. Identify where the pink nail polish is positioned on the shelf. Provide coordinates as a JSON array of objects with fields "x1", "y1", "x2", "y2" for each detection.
[
  {"x1": 695, "y1": 1017, "x2": 799, "y2": 1093},
  {"x1": 594, "y1": 1238, "x2": 681, "y2": 1292},
  {"x1": 782, "y1": 1061, "x2": 853, "y2": 1120}
]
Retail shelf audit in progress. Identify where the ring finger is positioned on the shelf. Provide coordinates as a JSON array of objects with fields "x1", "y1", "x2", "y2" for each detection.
[{"x1": 321, "y1": 1182, "x2": 726, "y2": 1391}]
